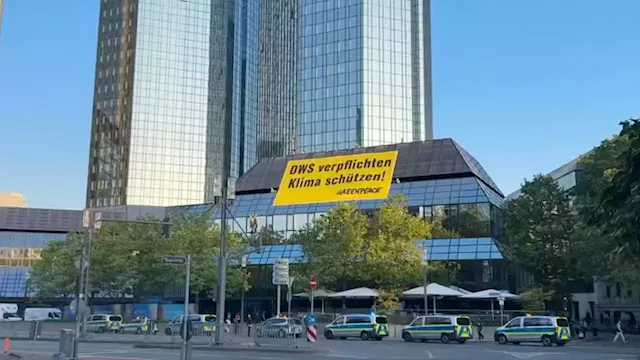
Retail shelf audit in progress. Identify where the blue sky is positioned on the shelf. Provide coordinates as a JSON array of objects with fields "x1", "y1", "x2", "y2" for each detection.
[{"x1": 0, "y1": 0, "x2": 638, "y2": 210}]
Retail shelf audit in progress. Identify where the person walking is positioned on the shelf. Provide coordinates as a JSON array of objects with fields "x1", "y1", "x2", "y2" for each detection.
[
  {"x1": 613, "y1": 318, "x2": 627, "y2": 344},
  {"x1": 476, "y1": 320, "x2": 484, "y2": 340}
]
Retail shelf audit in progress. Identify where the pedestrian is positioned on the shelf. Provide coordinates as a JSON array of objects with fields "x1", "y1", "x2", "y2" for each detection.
[
  {"x1": 613, "y1": 318, "x2": 627, "y2": 344},
  {"x1": 247, "y1": 314, "x2": 253, "y2": 337},
  {"x1": 476, "y1": 320, "x2": 484, "y2": 340}
]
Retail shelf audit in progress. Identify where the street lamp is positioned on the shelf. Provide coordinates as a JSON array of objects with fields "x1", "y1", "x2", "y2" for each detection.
[
  {"x1": 72, "y1": 248, "x2": 85, "y2": 360},
  {"x1": 240, "y1": 255, "x2": 247, "y2": 324}
]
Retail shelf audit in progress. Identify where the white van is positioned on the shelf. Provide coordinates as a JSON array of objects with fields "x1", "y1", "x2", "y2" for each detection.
[
  {"x1": 24, "y1": 308, "x2": 63, "y2": 321},
  {"x1": 0, "y1": 303, "x2": 22, "y2": 321}
]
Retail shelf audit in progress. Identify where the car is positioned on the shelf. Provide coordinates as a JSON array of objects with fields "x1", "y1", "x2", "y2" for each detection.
[
  {"x1": 256, "y1": 316, "x2": 303, "y2": 338},
  {"x1": 494, "y1": 315, "x2": 571, "y2": 346}
]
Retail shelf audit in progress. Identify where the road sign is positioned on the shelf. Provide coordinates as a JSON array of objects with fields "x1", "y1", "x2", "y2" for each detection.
[
  {"x1": 498, "y1": 296, "x2": 505, "y2": 308},
  {"x1": 272, "y1": 258, "x2": 289, "y2": 285},
  {"x1": 69, "y1": 298, "x2": 86, "y2": 315},
  {"x1": 307, "y1": 324, "x2": 317, "y2": 343},
  {"x1": 310, "y1": 276, "x2": 317, "y2": 289},
  {"x1": 94, "y1": 212, "x2": 102, "y2": 230},
  {"x1": 82, "y1": 209, "x2": 91, "y2": 229},
  {"x1": 307, "y1": 314, "x2": 317, "y2": 325},
  {"x1": 163, "y1": 255, "x2": 187, "y2": 265}
]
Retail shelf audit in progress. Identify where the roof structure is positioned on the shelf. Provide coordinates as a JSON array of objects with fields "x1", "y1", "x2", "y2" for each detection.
[
  {"x1": 237, "y1": 138, "x2": 503, "y2": 196},
  {"x1": 0, "y1": 207, "x2": 82, "y2": 232}
]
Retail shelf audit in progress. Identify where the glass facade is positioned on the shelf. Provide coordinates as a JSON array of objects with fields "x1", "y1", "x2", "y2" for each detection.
[
  {"x1": 171, "y1": 176, "x2": 504, "y2": 264},
  {"x1": 297, "y1": 0, "x2": 432, "y2": 153},
  {"x1": 0, "y1": 232, "x2": 68, "y2": 298},
  {"x1": 87, "y1": 0, "x2": 261, "y2": 208},
  {"x1": 257, "y1": 0, "x2": 298, "y2": 159}
]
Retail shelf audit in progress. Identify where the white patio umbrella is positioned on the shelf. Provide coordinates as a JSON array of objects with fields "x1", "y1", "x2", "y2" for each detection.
[
  {"x1": 329, "y1": 287, "x2": 379, "y2": 298},
  {"x1": 329, "y1": 287, "x2": 379, "y2": 309},
  {"x1": 459, "y1": 289, "x2": 519, "y2": 322},
  {"x1": 403, "y1": 283, "x2": 464, "y2": 314},
  {"x1": 293, "y1": 289, "x2": 335, "y2": 313}
]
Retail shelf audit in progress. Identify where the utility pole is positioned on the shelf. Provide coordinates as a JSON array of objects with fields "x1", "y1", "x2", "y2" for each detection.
[{"x1": 215, "y1": 184, "x2": 228, "y2": 345}]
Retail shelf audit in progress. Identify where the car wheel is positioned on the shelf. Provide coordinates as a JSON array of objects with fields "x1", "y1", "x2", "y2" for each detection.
[
  {"x1": 440, "y1": 333, "x2": 450, "y2": 344},
  {"x1": 457, "y1": 339, "x2": 466, "y2": 344},
  {"x1": 324, "y1": 329, "x2": 334, "y2": 339},
  {"x1": 497, "y1": 334, "x2": 508, "y2": 345},
  {"x1": 512, "y1": 341, "x2": 521, "y2": 345},
  {"x1": 557, "y1": 341, "x2": 566, "y2": 347},
  {"x1": 135, "y1": 328, "x2": 142, "y2": 335},
  {"x1": 541, "y1": 336, "x2": 553, "y2": 347},
  {"x1": 375, "y1": 337, "x2": 383, "y2": 341},
  {"x1": 360, "y1": 331, "x2": 369, "y2": 341},
  {"x1": 165, "y1": 328, "x2": 172, "y2": 336},
  {"x1": 402, "y1": 332, "x2": 413, "y2": 342}
]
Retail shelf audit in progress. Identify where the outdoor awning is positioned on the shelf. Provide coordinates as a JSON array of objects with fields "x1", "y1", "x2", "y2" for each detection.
[
  {"x1": 459, "y1": 289, "x2": 519, "y2": 299},
  {"x1": 329, "y1": 287, "x2": 379, "y2": 298},
  {"x1": 402, "y1": 283, "x2": 464, "y2": 297},
  {"x1": 293, "y1": 289, "x2": 335, "y2": 298}
]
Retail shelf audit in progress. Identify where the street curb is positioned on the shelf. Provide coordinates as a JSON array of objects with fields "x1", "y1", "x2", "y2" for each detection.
[{"x1": 132, "y1": 343, "x2": 324, "y2": 354}]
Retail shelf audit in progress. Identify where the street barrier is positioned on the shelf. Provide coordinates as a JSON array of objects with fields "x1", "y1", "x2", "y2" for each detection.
[
  {"x1": 253, "y1": 322, "x2": 310, "y2": 349},
  {"x1": 57, "y1": 329, "x2": 75, "y2": 359},
  {"x1": 306, "y1": 325, "x2": 317, "y2": 343}
]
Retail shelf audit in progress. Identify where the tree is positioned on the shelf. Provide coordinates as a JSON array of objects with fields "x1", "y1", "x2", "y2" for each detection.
[
  {"x1": 518, "y1": 286, "x2": 554, "y2": 311},
  {"x1": 293, "y1": 194, "x2": 431, "y2": 293},
  {"x1": 29, "y1": 213, "x2": 249, "y2": 300},
  {"x1": 575, "y1": 119, "x2": 640, "y2": 283},
  {"x1": 168, "y1": 211, "x2": 249, "y2": 299},
  {"x1": 500, "y1": 175, "x2": 588, "y2": 294},
  {"x1": 91, "y1": 218, "x2": 174, "y2": 299},
  {"x1": 28, "y1": 233, "x2": 83, "y2": 299}
]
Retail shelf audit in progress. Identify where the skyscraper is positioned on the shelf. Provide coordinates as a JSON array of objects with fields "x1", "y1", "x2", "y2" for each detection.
[
  {"x1": 86, "y1": 0, "x2": 259, "y2": 208},
  {"x1": 297, "y1": 0, "x2": 433, "y2": 152},
  {"x1": 256, "y1": 0, "x2": 298, "y2": 159},
  {"x1": 0, "y1": 0, "x2": 4, "y2": 35}
]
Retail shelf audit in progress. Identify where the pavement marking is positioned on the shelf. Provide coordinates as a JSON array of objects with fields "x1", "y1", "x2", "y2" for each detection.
[
  {"x1": 425, "y1": 350, "x2": 434, "y2": 359},
  {"x1": 326, "y1": 354, "x2": 367, "y2": 359},
  {"x1": 485, "y1": 350, "x2": 566, "y2": 359}
]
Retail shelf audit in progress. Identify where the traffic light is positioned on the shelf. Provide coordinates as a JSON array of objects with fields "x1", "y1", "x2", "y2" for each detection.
[{"x1": 162, "y1": 216, "x2": 171, "y2": 238}]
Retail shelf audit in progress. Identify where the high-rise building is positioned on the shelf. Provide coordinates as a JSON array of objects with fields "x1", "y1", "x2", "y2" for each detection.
[
  {"x1": 297, "y1": 0, "x2": 433, "y2": 152},
  {"x1": 256, "y1": 0, "x2": 298, "y2": 159},
  {"x1": 0, "y1": 0, "x2": 4, "y2": 35},
  {"x1": 86, "y1": 0, "x2": 259, "y2": 208}
]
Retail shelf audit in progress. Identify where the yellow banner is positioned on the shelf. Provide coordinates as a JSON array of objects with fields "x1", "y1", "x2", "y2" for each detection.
[{"x1": 273, "y1": 151, "x2": 398, "y2": 206}]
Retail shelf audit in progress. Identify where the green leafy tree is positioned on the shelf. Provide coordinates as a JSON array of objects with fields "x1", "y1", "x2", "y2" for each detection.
[
  {"x1": 500, "y1": 175, "x2": 588, "y2": 294},
  {"x1": 575, "y1": 119, "x2": 640, "y2": 283},
  {"x1": 29, "y1": 232, "x2": 84, "y2": 299},
  {"x1": 90, "y1": 217, "x2": 175, "y2": 299},
  {"x1": 293, "y1": 195, "x2": 430, "y2": 293},
  {"x1": 518, "y1": 286, "x2": 555, "y2": 311},
  {"x1": 375, "y1": 290, "x2": 401, "y2": 312},
  {"x1": 170, "y1": 211, "x2": 249, "y2": 300}
]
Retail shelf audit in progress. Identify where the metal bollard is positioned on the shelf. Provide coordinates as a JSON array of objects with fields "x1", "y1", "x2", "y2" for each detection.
[{"x1": 58, "y1": 329, "x2": 75, "y2": 359}]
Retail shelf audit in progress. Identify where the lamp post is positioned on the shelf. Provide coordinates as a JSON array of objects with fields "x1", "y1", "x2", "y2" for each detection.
[
  {"x1": 72, "y1": 248, "x2": 85, "y2": 359},
  {"x1": 240, "y1": 254, "x2": 247, "y2": 324}
]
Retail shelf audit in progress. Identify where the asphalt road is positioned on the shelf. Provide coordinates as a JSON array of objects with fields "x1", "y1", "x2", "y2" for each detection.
[{"x1": 6, "y1": 338, "x2": 640, "y2": 360}]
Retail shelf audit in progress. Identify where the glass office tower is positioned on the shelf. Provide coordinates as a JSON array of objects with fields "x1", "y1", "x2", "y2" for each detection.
[
  {"x1": 257, "y1": 0, "x2": 298, "y2": 159},
  {"x1": 297, "y1": 0, "x2": 433, "y2": 152},
  {"x1": 86, "y1": 0, "x2": 259, "y2": 208}
]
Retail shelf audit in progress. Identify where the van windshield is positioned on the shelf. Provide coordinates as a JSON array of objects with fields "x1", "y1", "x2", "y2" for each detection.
[
  {"x1": 49, "y1": 312, "x2": 62, "y2": 319},
  {"x1": 109, "y1": 315, "x2": 122, "y2": 322},
  {"x1": 375, "y1": 316, "x2": 388, "y2": 324},
  {"x1": 456, "y1": 317, "x2": 471, "y2": 326},
  {"x1": 204, "y1": 315, "x2": 216, "y2": 322},
  {"x1": 556, "y1": 318, "x2": 569, "y2": 327}
]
